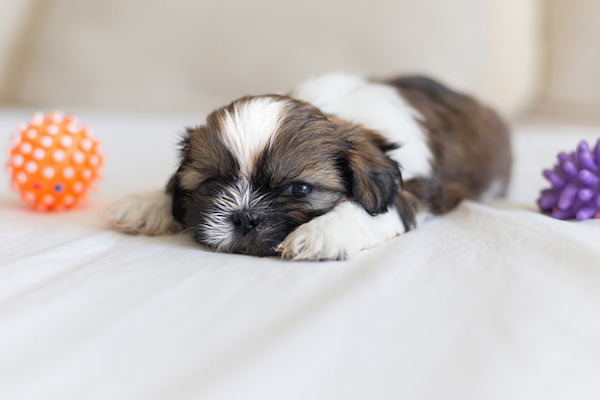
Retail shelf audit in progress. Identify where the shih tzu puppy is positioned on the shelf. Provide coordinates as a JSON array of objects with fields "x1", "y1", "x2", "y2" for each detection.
[{"x1": 106, "y1": 73, "x2": 511, "y2": 260}]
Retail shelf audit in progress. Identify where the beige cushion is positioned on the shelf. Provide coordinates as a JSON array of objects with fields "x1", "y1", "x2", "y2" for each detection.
[
  {"x1": 0, "y1": 0, "x2": 37, "y2": 101},
  {"x1": 542, "y1": 0, "x2": 600, "y2": 119},
  {"x1": 3, "y1": 0, "x2": 541, "y2": 117}
]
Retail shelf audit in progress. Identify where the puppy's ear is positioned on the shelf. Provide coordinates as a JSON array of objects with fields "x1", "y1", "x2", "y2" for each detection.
[
  {"x1": 167, "y1": 132, "x2": 194, "y2": 223},
  {"x1": 166, "y1": 170, "x2": 188, "y2": 223},
  {"x1": 340, "y1": 127, "x2": 402, "y2": 216}
]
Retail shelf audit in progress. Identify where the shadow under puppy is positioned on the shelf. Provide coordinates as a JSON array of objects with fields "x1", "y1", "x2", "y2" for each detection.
[{"x1": 106, "y1": 73, "x2": 512, "y2": 260}]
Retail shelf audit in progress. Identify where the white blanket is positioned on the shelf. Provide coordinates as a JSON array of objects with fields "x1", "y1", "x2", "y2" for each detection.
[{"x1": 1, "y1": 110, "x2": 600, "y2": 400}]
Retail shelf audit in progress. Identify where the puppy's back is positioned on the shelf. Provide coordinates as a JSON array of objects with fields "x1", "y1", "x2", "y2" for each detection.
[{"x1": 387, "y1": 75, "x2": 512, "y2": 213}]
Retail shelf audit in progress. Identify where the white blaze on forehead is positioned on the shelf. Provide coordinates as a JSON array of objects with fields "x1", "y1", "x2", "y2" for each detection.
[{"x1": 218, "y1": 97, "x2": 286, "y2": 177}]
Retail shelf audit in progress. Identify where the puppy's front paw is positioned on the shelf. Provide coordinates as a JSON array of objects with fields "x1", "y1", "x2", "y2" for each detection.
[{"x1": 277, "y1": 213, "x2": 361, "y2": 261}]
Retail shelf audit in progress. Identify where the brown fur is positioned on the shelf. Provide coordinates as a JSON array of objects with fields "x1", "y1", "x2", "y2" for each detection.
[{"x1": 385, "y1": 76, "x2": 512, "y2": 214}]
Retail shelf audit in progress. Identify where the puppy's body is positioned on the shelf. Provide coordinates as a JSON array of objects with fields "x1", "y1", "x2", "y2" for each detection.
[
  {"x1": 107, "y1": 73, "x2": 511, "y2": 260},
  {"x1": 279, "y1": 74, "x2": 511, "y2": 259}
]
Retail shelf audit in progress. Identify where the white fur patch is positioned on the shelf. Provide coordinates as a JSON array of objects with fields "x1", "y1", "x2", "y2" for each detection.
[
  {"x1": 277, "y1": 201, "x2": 406, "y2": 261},
  {"x1": 199, "y1": 182, "x2": 267, "y2": 250},
  {"x1": 218, "y1": 97, "x2": 286, "y2": 178},
  {"x1": 104, "y1": 191, "x2": 179, "y2": 235},
  {"x1": 292, "y1": 73, "x2": 433, "y2": 180}
]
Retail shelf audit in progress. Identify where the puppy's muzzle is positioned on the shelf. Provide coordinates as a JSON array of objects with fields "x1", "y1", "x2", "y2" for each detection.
[{"x1": 231, "y1": 210, "x2": 262, "y2": 236}]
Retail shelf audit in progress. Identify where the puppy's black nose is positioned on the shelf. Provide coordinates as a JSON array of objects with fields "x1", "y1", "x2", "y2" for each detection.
[{"x1": 232, "y1": 210, "x2": 262, "y2": 236}]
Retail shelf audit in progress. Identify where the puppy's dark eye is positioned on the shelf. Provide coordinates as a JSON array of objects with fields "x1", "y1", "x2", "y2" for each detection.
[{"x1": 283, "y1": 182, "x2": 312, "y2": 198}]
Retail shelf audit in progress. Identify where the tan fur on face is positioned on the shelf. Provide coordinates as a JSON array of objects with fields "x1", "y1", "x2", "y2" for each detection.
[
  {"x1": 256, "y1": 99, "x2": 347, "y2": 191},
  {"x1": 178, "y1": 109, "x2": 245, "y2": 191}
]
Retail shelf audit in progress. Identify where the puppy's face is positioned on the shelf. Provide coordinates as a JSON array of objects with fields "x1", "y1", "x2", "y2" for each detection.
[{"x1": 169, "y1": 95, "x2": 401, "y2": 256}]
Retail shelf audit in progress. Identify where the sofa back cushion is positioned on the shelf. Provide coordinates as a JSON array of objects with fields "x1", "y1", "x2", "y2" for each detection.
[
  {"x1": 543, "y1": 0, "x2": 600, "y2": 120},
  {"x1": 3, "y1": 0, "x2": 540, "y2": 117}
]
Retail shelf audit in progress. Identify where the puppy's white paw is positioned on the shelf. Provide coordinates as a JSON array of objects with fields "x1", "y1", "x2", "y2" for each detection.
[
  {"x1": 277, "y1": 212, "x2": 362, "y2": 261},
  {"x1": 104, "y1": 191, "x2": 180, "y2": 235}
]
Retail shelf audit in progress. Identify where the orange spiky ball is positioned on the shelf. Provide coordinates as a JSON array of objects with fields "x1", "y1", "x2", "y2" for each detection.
[{"x1": 6, "y1": 111, "x2": 104, "y2": 211}]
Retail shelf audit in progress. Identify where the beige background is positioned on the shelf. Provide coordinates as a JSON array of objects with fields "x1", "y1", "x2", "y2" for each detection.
[
  {"x1": 540, "y1": 0, "x2": 600, "y2": 120},
  {"x1": 0, "y1": 0, "x2": 544, "y2": 118}
]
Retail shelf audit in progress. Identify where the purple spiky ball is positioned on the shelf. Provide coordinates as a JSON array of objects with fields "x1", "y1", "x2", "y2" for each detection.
[{"x1": 538, "y1": 139, "x2": 600, "y2": 220}]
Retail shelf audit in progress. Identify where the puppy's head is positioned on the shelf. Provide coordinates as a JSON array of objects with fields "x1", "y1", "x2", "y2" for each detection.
[{"x1": 169, "y1": 95, "x2": 401, "y2": 256}]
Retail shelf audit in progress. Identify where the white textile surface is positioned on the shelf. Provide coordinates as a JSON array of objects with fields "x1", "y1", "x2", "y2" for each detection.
[{"x1": 1, "y1": 110, "x2": 600, "y2": 400}]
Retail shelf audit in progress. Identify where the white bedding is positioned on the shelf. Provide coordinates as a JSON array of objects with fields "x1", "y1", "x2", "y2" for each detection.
[{"x1": 1, "y1": 110, "x2": 600, "y2": 400}]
